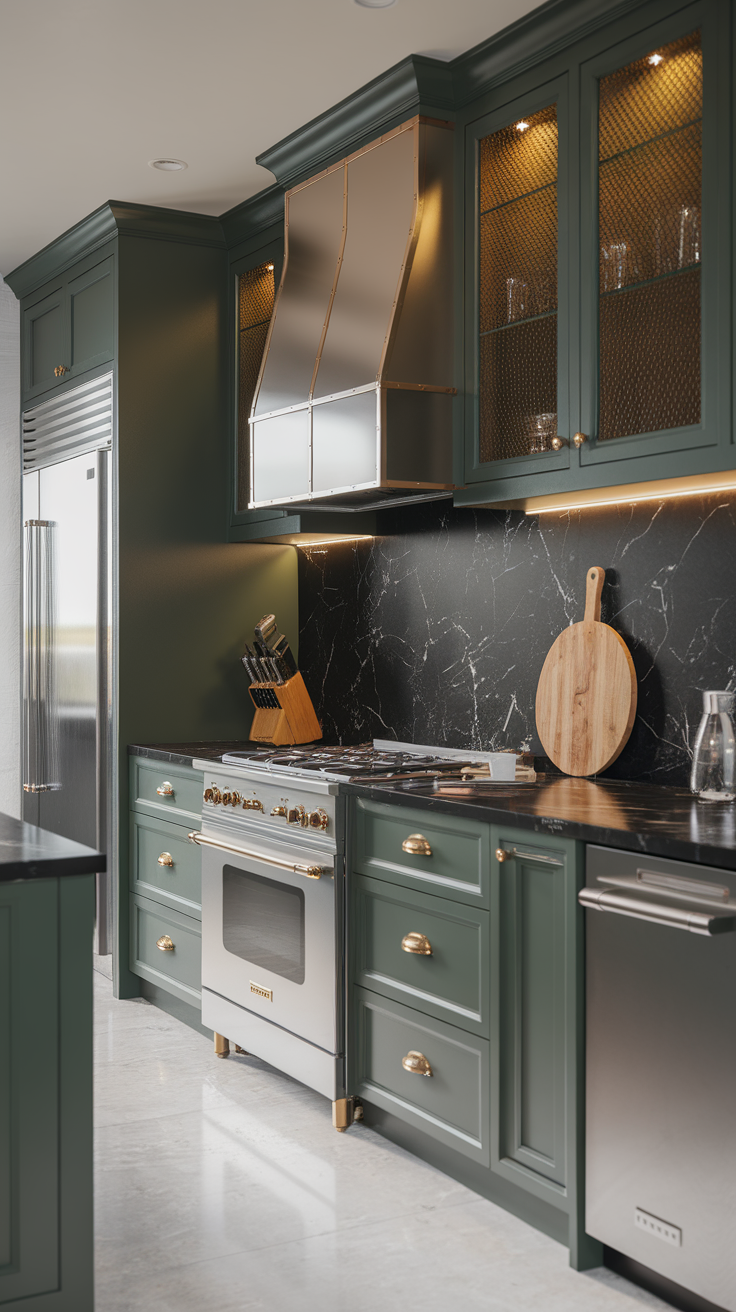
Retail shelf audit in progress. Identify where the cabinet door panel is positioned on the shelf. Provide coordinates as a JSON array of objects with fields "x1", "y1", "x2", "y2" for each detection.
[
  {"x1": 24, "y1": 288, "x2": 66, "y2": 396},
  {"x1": 491, "y1": 829, "x2": 581, "y2": 1212},
  {"x1": 465, "y1": 72, "x2": 571, "y2": 488},
  {"x1": 69, "y1": 257, "x2": 114, "y2": 374},
  {"x1": 579, "y1": 2, "x2": 726, "y2": 469}
]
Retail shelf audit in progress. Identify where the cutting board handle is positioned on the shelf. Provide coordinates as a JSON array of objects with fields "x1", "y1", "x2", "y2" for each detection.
[{"x1": 584, "y1": 567, "x2": 605, "y2": 622}]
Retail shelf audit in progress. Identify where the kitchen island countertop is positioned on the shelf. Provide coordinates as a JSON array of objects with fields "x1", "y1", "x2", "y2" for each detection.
[{"x1": 0, "y1": 811, "x2": 105, "y2": 882}]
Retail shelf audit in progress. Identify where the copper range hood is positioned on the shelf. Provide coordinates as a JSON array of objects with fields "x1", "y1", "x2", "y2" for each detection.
[{"x1": 249, "y1": 116, "x2": 455, "y2": 510}]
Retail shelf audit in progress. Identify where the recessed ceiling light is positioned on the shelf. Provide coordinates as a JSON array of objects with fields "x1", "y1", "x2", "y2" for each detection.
[
  {"x1": 149, "y1": 158, "x2": 188, "y2": 171},
  {"x1": 353, "y1": 0, "x2": 396, "y2": 8}
]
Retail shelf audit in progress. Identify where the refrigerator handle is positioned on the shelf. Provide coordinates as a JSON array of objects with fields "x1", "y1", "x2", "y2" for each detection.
[
  {"x1": 22, "y1": 518, "x2": 60, "y2": 795},
  {"x1": 579, "y1": 886, "x2": 736, "y2": 936}
]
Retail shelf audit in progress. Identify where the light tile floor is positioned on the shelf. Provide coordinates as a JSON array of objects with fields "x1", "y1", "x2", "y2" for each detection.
[{"x1": 94, "y1": 973, "x2": 672, "y2": 1312}]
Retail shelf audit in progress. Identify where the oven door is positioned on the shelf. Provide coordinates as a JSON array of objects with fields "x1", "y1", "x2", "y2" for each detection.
[{"x1": 197, "y1": 821, "x2": 337, "y2": 1053}]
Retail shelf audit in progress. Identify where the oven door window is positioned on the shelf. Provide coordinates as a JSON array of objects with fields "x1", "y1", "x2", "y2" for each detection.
[{"x1": 222, "y1": 865, "x2": 305, "y2": 984}]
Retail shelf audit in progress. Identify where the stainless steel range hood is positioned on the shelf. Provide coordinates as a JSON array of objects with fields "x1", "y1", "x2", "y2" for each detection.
[{"x1": 249, "y1": 116, "x2": 455, "y2": 510}]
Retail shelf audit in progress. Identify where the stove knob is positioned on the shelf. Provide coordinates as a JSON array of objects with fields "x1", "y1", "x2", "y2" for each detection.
[
  {"x1": 308, "y1": 809, "x2": 329, "y2": 831},
  {"x1": 251, "y1": 799, "x2": 263, "y2": 812},
  {"x1": 287, "y1": 805, "x2": 306, "y2": 826},
  {"x1": 222, "y1": 791, "x2": 232, "y2": 806},
  {"x1": 210, "y1": 788, "x2": 222, "y2": 806},
  {"x1": 270, "y1": 805, "x2": 286, "y2": 818},
  {"x1": 204, "y1": 788, "x2": 214, "y2": 803},
  {"x1": 230, "y1": 792, "x2": 241, "y2": 807}
]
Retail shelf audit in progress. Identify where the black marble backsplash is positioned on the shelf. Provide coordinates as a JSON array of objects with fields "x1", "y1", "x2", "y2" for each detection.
[{"x1": 297, "y1": 494, "x2": 736, "y2": 785}]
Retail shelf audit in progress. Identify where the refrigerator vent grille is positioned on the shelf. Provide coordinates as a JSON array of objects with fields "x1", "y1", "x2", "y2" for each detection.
[{"x1": 22, "y1": 373, "x2": 113, "y2": 471}]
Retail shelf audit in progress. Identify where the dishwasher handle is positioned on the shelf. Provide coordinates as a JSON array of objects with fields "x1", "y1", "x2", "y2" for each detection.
[{"x1": 579, "y1": 885, "x2": 736, "y2": 936}]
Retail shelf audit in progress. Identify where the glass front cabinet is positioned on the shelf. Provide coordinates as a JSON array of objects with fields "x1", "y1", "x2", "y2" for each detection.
[{"x1": 458, "y1": 0, "x2": 731, "y2": 507}]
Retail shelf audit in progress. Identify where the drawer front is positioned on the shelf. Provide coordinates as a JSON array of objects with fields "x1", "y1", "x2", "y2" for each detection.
[
  {"x1": 130, "y1": 894, "x2": 201, "y2": 1006},
  {"x1": 352, "y1": 875, "x2": 489, "y2": 1035},
  {"x1": 130, "y1": 814, "x2": 201, "y2": 917},
  {"x1": 353, "y1": 798, "x2": 490, "y2": 907},
  {"x1": 130, "y1": 757, "x2": 203, "y2": 823},
  {"x1": 352, "y1": 987, "x2": 489, "y2": 1165}
]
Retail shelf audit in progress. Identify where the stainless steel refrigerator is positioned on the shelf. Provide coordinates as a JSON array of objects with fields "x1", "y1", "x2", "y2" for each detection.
[{"x1": 22, "y1": 433, "x2": 112, "y2": 954}]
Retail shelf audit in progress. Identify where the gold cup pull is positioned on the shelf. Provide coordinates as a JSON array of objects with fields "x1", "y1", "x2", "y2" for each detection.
[
  {"x1": 157, "y1": 852, "x2": 174, "y2": 868},
  {"x1": 402, "y1": 833, "x2": 432, "y2": 857},
  {"x1": 157, "y1": 781, "x2": 175, "y2": 797},
  {"x1": 402, "y1": 1050, "x2": 433, "y2": 1077},
  {"x1": 496, "y1": 848, "x2": 509, "y2": 862},
  {"x1": 156, "y1": 935, "x2": 174, "y2": 952},
  {"x1": 401, "y1": 931, "x2": 432, "y2": 955}
]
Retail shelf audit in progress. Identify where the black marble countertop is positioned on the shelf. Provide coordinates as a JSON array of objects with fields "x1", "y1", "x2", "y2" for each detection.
[
  {"x1": 343, "y1": 777, "x2": 736, "y2": 872},
  {"x1": 128, "y1": 742, "x2": 736, "y2": 869},
  {"x1": 128, "y1": 742, "x2": 252, "y2": 768},
  {"x1": 0, "y1": 812, "x2": 105, "y2": 883}
]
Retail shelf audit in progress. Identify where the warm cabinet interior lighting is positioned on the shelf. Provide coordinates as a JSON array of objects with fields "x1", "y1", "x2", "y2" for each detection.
[
  {"x1": 648, "y1": 52, "x2": 664, "y2": 65},
  {"x1": 515, "y1": 121, "x2": 530, "y2": 131}
]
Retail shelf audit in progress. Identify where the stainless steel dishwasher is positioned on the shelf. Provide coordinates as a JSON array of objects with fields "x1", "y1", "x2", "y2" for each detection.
[{"x1": 582, "y1": 844, "x2": 736, "y2": 1312}]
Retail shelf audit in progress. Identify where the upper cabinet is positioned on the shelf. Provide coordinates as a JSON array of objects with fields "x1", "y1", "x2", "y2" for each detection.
[
  {"x1": 458, "y1": 0, "x2": 731, "y2": 508},
  {"x1": 22, "y1": 252, "x2": 115, "y2": 403}
]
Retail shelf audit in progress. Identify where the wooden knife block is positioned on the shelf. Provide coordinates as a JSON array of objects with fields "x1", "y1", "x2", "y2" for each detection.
[{"x1": 248, "y1": 672, "x2": 322, "y2": 746}]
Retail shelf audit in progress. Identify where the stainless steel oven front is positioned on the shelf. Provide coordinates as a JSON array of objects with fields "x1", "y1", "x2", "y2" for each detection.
[{"x1": 198, "y1": 815, "x2": 337, "y2": 1053}]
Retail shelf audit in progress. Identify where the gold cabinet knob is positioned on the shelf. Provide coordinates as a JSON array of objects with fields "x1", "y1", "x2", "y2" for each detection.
[
  {"x1": 270, "y1": 804, "x2": 286, "y2": 817},
  {"x1": 401, "y1": 931, "x2": 432, "y2": 955},
  {"x1": 156, "y1": 935, "x2": 174, "y2": 952},
  {"x1": 308, "y1": 808, "x2": 329, "y2": 830},
  {"x1": 402, "y1": 1050, "x2": 433, "y2": 1077},
  {"x1": 157, "y1": 852, "x2": 174, "y2": 868},
  {"x1": 573, "y1": 431, "x2": 588, "y2": 447},
  {"x1": 550, "y1": 435, "x2": 567, "y2": 451},
  {"x1": 54, "y1": 365, "x2": 69, "y2": 377},
  {"x1": 402, "y1": 833, "x2": 432, "y2": 857},
  {"x1": 496, "y1": 848, "x2": 509, "y2": 862},
  {"x1": 157, "y1": 781, "x2": 175, "y2": 797}
]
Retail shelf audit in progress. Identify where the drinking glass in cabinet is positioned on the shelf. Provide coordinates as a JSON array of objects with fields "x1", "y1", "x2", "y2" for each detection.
[
  {"x1": 598, "y1": 30, "x2": 702, "y2": 443},
  {"x1": 478, "y1": 105, "x2": 558, "y2": 462}
]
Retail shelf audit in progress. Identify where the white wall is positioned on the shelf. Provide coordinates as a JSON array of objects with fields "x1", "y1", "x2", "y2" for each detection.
[{"x1": 0, "y1": 278, "x2": 20, "y2": 817}]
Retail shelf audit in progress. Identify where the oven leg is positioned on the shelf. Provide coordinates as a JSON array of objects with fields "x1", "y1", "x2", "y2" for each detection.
[
  {"x1": 214, "y1": 1032, "x2": 230, "y2": 1059},
  {"x1": 332, "y1": 1098, "x2": 355, "y2": 1132}
]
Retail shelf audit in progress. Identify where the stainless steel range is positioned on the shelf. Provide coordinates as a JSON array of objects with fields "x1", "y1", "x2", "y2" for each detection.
[{"x1": 191, "y1": 741, "x2": 513, "y2": 1129}]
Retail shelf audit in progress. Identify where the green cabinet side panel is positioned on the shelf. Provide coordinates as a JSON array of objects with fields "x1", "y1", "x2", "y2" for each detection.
[{"x1": 0, "y1": 875, "x2": 94, "y2": 1311}]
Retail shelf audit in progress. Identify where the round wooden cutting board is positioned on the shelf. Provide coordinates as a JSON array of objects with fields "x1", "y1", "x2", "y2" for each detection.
[{"x1": 535, "y1": 566, "x2": 637, "y2": 777}]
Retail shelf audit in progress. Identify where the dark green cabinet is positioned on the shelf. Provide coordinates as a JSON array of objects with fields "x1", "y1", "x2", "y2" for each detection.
[
  {"x1": 0, "y1": 875, "x2": 94, "y2": 1310},
  {"x1": 22, "y1": 253, "x2": 114, "y2": 402},
  {"x1": 458, "y1": 0, "x2": 732, "y2": 508},
  {"x1": 348, "y1": 801, "x2": 598, "y2": 1268}
]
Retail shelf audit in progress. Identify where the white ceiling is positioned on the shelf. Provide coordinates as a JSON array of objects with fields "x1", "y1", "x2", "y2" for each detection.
[{"x1": 0, "y1": 0, "x2": 539, "y2": 277}]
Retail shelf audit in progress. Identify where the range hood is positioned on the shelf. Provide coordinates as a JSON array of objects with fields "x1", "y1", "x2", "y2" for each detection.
[{"x1": 249, "y1": 116, "x2": 455, "y2": 510}]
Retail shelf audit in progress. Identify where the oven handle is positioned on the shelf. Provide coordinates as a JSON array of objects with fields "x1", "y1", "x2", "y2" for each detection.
[{"x1": 188, "y1": 830, "x2": 326, "y2": 879}]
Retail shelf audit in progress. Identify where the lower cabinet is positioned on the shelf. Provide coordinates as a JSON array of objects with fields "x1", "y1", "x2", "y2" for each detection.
[
  {"x1": 129, "y1": 892, "x2": 202, "y2": 1008},
  {"x1": 348, "y1": 805, "x2": 598, "y2": 1269},
  {"x1": 0, "y1": 875, "x2": 94, "y2": 1310},
  {"x1": 128, "y1": 757, "x2": 204, "y2": 1020}
]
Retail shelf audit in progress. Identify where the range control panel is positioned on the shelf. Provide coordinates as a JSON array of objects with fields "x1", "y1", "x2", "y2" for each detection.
[{"x1": 198, "y1": 769, "x2": 337, "y2": 838}]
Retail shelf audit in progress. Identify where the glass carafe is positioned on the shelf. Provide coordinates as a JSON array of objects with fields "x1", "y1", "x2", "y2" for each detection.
[{"x1": 690, "y1": 691, "x2": 736, "y2": 802}]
